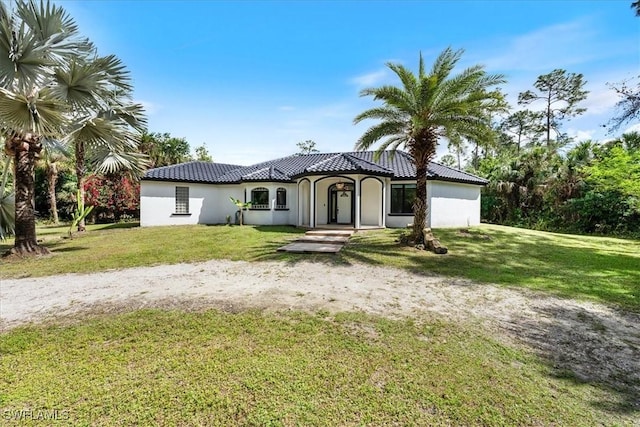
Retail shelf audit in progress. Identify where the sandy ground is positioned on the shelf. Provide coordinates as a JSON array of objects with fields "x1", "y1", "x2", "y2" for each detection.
[{"x1": 1, "y1": 259, "x2": 639, "y2": 409}]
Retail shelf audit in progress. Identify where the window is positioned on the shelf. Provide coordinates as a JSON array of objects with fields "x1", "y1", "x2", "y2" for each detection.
[
  {"x1": 175, "y1": 186, "x2": 189, "y2": 214},
  {"x1": 276, "y1": 187, "x2": 287, "y2": 209},
  {"x1": 391, "y1": 183, "x2": 416, "y2": 214},
  {"x1": 251, "y1": 187, "x2": 269, "y2": 209}
]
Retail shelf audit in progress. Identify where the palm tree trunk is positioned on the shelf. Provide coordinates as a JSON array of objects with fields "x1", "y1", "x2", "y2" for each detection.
[
  {"x1": 413, "y1": 159, "x2": 428, "y2": 245},
  {"x1": 47, "y1": 162, "x2": 59, "y2": 224},
  {"x1": 411, "y1": 138, "x2": 435, "y2": 245},
  {"x1": 75, "y1": 141, "x2": 87, "y2": 232},
  {"x1": 4, "y1": 134, "x2": 50, "y2": 256}
]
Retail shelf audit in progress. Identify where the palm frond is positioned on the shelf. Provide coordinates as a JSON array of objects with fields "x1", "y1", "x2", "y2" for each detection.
[
  {"x1": 40, "y1": 135, "x2": 69, "y2": 158},
  {"x1": 0, "y1": 86, "x2": 67, "y2": 135},
  {"x1": 353, "y1": 106, "x2": 406, "y2": 124},
  {"x1": 430, "y1": 47, "x2": 463, "y2": 83},
  {"x1": 98, "y1": 101, "x2": 147, "y2": 132},
  {"x1": 371, "y1": 135, "x2": 408, "y2": 161},
  {"x1": 66, "y1": 116, "x2": 126, "y2": 149},
  {"x1": 355, "y1": 120, "x2": 408, "y2": 151},
  {"x1": 17, "y1": 0, "x2": 93, "y2": 60},
  {"x1": 93, "y1": 54, "x2": 132, "y2": 93},
  {"x1": 0, "y1": 22, "x2": 53, "y2": 91},
  {"x1": 359, "y1": 85, "x2": 416, "y2": 114},
  {"x1": 90, "y1": 148, "x2": 149, "y2": 177},
  {"x1": 387, "y1": 62, "x2": 418, "y2": 98}
]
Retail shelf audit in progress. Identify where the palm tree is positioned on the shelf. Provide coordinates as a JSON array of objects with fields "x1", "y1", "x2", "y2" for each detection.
[
  {"x1": 61, "y1": 57, "x2": 147, "y2": 231},
  {"x1": 0, "y1": 0, "x2": 94, "y2": 255},
  {"x1": 38, "y1": 144, "x2": 70, "y2": 224},
  {"x1": 354, "y1": 48, "x2": 506, "y2": 244},
  {"x1": 0, "y1": 1, "x2": 145, "y2": 254}
]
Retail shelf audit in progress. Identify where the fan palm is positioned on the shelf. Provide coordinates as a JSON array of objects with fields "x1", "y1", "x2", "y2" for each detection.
[
  {"x1": 354, "y1": 48, "x2": 506, "y2": 244},
  {"x1": 0, "y1": 1, "x2": 145, "y2": 255},
  {"x1": 38, "y1": 141, "x2": 70, "y2": 224},
  {"x1": 0, "y1": 0, "x2": 93, "y2": 255},
  {"x1": 60, "y1": 56, "x2": 147, "y2": 230}
]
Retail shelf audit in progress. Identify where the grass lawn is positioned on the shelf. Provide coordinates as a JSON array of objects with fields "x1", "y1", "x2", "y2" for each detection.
[
  {"x1": 0, "y1": 309, "x2": 632, "y2": 426},
  {"x1": 1, "y1": 224, "x2": 639, "y2": 424},
  {"x1": 1, "y1": 222, "x2": 638, "y2": 311}
]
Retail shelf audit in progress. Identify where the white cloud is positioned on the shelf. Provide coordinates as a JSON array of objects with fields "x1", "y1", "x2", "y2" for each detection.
[
  {"x1": 481, "y1": 18, "x2": 619, "y2": 73},
  {"x1": 566, "y1": 128, "x2": 596, "y2": 142},
  {"x1": 624, "y1": 123, "x2": 640, "y2": 134},
  {"x1": 581, "y1": 85, "x2": 621, "y2": 116},
  {"x1": 349, "y1": 69, "x2": 388, "y2": 88}
]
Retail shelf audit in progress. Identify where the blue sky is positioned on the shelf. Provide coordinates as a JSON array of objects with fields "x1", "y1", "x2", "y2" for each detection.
[{"x1": 63, "y1": 0, "x2": 639, "y2": 165}]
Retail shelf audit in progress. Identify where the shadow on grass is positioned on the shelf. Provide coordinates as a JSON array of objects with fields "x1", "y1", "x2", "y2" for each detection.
[
  {"x1": 512, "y1": 303, "x2": 640, "y2": 414},
  {"x1": 48, "y1": 246, "x2": 90, "y2": 253},
  {"x1": 325, "y1": 227, "x2": 640, "y2": 312},
  {"x1": 92, "y1": 222, "x2": 139, "y2": 231},
  {"x1": 246, "y1": 238, "x2": 353, "y2": 267}
]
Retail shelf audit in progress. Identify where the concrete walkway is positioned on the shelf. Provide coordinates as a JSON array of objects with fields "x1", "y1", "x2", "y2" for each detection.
[{"x1": 277, "y1": 229, "x2": 354, "y2": 253}]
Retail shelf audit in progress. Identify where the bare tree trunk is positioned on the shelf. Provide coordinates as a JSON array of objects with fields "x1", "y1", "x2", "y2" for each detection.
[
  {"x1": 408, "y1": 131, "x2": 438, "y2": 247},
  {"x1": 47, "y1": 161, "x2": 59, "y2": 224},
  {"x1": 4, "y1": 134, "x2": 50, "y2": 257},
  {"x1": 410, "y1": 137, "x2": 435, "y2": 245},
  {"x1": 75, "y1": 140, "x2": 87, "y2": 232},
  {"x1": 412, "y1": 160, "x2": 428, "y2": 245}
]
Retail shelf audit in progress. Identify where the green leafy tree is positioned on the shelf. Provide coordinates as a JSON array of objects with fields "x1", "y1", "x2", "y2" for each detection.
[
  {"x1": 567, "y1": 138, "x2": 640, "y2": 234},
  {"x1": 296, "y1": 140, "x2": 319, "y2": 154},
  {"x1": 354, "y1": 48, "x2": 506, "y2": 244},
  {"x1": 586, "y1": 144, "x2": 640, "y2": 199},
  {"x1": 139, "y1": 132, "x2": 191, "y2": 167},
  {"x1": 518, "y1": 69, "x2": 588, "y2": 147},
  {"x1": 194, "y1": 144, "x2": 213, "y2": 162}
]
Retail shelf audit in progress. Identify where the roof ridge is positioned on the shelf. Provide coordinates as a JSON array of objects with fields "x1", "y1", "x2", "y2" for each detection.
[
  {"x1": 430, "y1": 160, "x2": 487, "y2": 181},
  {"x1": 242, "y1": 166, "x2": 270, "y2": 178},
  {"x1": 343, "y1": 153, "x2": 394, "y2": 172},
  {"x1": 304, "y1": 153, "x2": 343, "y2": 172}
]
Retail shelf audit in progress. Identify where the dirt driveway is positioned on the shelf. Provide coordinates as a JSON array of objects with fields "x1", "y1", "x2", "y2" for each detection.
[{"x1": 2, "y1": 259, "x2": 639, "y2": 410}]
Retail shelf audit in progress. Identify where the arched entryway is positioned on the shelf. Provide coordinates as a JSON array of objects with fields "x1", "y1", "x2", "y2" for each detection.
[{"x1": 328, "y1": 182, "x2": 354, "y2": 225}]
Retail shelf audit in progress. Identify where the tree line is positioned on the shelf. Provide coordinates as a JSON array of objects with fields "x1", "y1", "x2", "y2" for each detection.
[{"x1": 439, "y1": 68, "x2": 639, "y2": 237}]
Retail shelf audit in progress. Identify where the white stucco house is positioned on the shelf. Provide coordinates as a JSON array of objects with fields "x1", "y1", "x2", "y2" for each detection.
[{"x1": 140, "y1": 150, "x2": 487, "y2": 229}]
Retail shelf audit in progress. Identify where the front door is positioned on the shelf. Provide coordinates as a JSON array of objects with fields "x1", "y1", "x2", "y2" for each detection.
[
  {"x1": 329, "y1": 183, "x2": 353, "y2": 224},
  {"x1": 337, "y1": 191, "x2": 352, "y2": 223}
]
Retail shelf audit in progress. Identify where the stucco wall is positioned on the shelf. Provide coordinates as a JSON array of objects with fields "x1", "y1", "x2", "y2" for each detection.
[
  {"x1": 141, "y1": 177, "x2": 482, "y2": 229},
  {"x1": 243, "y1": 183, "x2": 297, "y2": 226},
  {"x1": 140, "y1": 181, "x2": 243, "y2": 227},
  {"x1": 384, "y1": 180, "x2": 482, "y2": 229},
  {"x1": 428, "y1": 181, "x2": 481, "y2": 228},
  {"x1": 360, "y1": 178, "x2": 383, "y2": 226}
]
